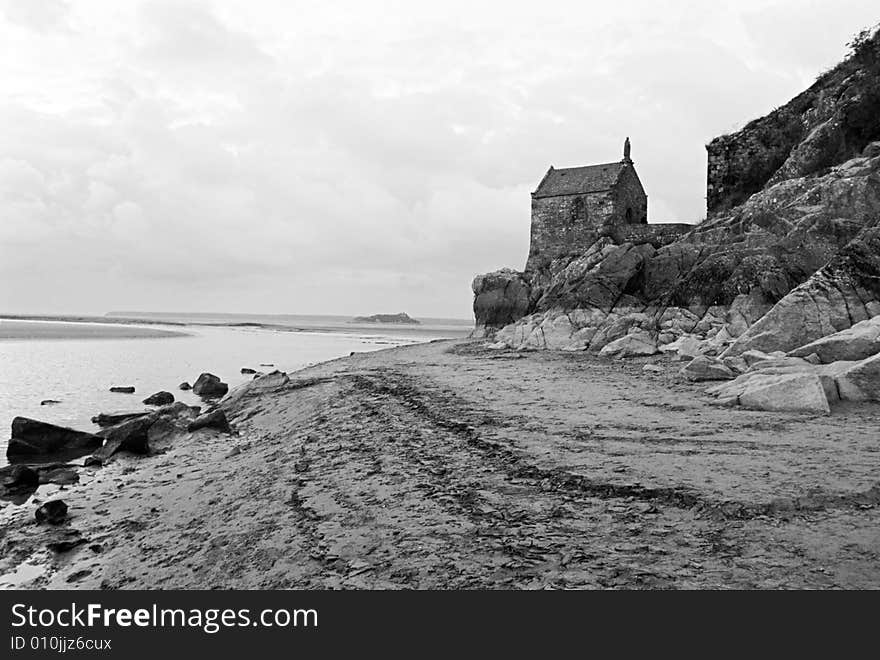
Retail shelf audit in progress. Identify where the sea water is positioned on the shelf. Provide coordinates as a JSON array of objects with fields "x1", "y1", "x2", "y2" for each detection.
[{"x1": 0, "y1": 318, "x2": 470, "y2": 463}]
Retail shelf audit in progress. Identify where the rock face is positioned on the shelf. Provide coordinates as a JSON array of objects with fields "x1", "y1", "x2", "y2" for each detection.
[
  {"x1": 473, "y1": 29, "x2": 880, "y2": 371},
  {"x1": 192, "y1": 373, "x2": 228, "y2": 398},
  {"x1": 143, "y1": 391, "x2": 175, "y2": 406},
  {"x1": 7, "y1": 418, "x2": 103, "y2": 458}
]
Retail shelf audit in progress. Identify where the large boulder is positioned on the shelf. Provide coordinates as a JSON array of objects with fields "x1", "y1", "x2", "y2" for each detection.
[
  {"x1": 679, "y1": 356, "x2": 736, "y2": 382},
  {"x1": 192, "y1": 373, "x2": 229, "y2": 398},
  {"x1": 7, "y1": 418, "x2": 102, "y2": 458},
  {"x1": 788, "y1": 315, "x2": 880, "y2": 364},
  {"x1": 708, "y1": 372, "x2": 831, "y2": 414},
  {"x1": 598, "y1": 330, "x2": 658, "y2": 358},
  {"x1": 829, "y1": 352, "x2": 880, "y2": 401},
  {"x1": 472, "y1": 268, "x2": 531, "y2": 333}
]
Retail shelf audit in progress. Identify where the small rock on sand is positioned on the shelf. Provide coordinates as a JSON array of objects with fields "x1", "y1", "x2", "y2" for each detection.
[
  {"x1": 35, "y1": 500, "x2": 68, "y2": 525},
  {"x1": 179, "y1": 382, "x2": 192, "y2": 391},
  {"x1": 109, "y1": 386, "x2": 135, "y2": 394},
  {"x1": 143, "y1": 391, "x2": 175, "y2": 406}
]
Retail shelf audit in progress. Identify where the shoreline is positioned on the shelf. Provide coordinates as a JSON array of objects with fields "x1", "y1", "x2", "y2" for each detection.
[{"x1": 2, "y1": 339, "x2": 880, "y2": 589}]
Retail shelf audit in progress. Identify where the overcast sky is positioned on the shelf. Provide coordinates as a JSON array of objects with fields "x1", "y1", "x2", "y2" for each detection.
[{"x1": 1, "y1": 0, "x2": 877, "y2": 318}]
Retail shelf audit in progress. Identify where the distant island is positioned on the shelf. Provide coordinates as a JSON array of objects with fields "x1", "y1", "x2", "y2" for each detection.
[{"x1": 351, "y1": 313, "x2": 421, "y2": 325}]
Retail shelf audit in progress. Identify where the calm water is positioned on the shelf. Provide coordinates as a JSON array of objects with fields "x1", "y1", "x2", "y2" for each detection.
[{"x1": 0, "y1": 319, "x2": 469, "y2": 463}]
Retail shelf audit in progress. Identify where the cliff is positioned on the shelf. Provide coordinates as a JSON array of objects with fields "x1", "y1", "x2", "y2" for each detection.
[
  {"x1": 472, "y1": 27, "x2": 880, "y2": 359},
  {"x1": 707, "y1": 27, "x2": 880, "y2": 213}
]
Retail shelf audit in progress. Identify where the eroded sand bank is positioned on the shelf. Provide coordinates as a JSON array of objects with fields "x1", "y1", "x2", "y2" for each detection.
[{"x1": 2, "y1": 339, "x2": 879, "y2": 589}]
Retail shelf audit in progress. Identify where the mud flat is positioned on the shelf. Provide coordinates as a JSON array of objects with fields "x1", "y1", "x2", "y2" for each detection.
[
  {"x1": 2, "y1": 339, "x2": 879, "y2": 589},
  {"x1": 0, "y1": 319, "x2": 189, "y2": 341}
]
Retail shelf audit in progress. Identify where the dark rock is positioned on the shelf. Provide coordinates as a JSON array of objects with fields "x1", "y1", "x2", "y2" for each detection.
[
  {"x1": 241, "y1": 367, "x2": 257, "y2": 374},
  {"x1": 472, "y1": 268, "x2": 531, "y2": 333},
  {"x1": 1, "y1": 465, "x2": 39, "y2": 490},
  {"x1": 40, "y1": 399, "x2": 60, "y2": 406},
  {"x1": 192, "y1": 373, "x2": 228, "y2": 398},
  {"x1": 83, "y1": 456, "x2": 102, "y2": 467},
  {"x1": 7, "y1": 417, "x2": 102, "y2": 458},
  {"x1": 91, "y1": 410, "x2": 151, "y2": 427},
  {"x1": 37, "y1": 466, "x2": 79, "y2": 486},
  {"x1": 187, "y1": 410, "x2": 232, "y2": 434},
  {"x1": 179, "y1": 382, "x2": 192, "y2": 391},
  {"x1": 35, "y1": 500, "x2": 68, "y2": 525},
  {"x1": 142, "y1": 391, "x2": 174, "y2": 406},
  {"x1": 259, "y1": 363, "x2": 274, "y2": 367},
  {"x1": 91, "y1": 413, "x2": 159, "y2": 461},
  {"x1": 48, "y1": 537, "x2": 87, "y2": 553},
  {"x1": 109, "y1": 386, "x2": 135, "y2": 394}
]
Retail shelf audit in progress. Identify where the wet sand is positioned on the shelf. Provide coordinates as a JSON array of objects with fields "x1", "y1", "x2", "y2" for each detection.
[
  {"x1": 2, "y1": 339, "x2": 879, "y2": 589},
  {"x1": 0, "y1": 320, "x2": 189, "y2": 341}
]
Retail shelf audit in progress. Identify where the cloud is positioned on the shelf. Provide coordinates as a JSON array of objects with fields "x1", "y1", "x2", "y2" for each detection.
[
  {"x1": 0, "y1": 0, "x2": 70, "y2": 33},
  {"x1": 0, "y1": 0, "x2": 873, "y2": 316}
]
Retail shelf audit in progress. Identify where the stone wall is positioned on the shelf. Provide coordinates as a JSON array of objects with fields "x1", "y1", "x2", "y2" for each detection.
[
  {"x1": 526, "y1": 164, "x2": 648, "y2": 271},
  {"x1": 526, "y1": 192, "x2": 612, "y2": 270}
]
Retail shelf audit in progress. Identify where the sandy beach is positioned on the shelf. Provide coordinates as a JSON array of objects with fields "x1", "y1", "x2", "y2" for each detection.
[{"x1": 1, "y1": 338, "x2": 879, "y2": 589}]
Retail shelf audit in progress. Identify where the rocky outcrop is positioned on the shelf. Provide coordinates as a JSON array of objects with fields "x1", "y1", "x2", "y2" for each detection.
[
  {"x1": 723, "y1": 225, "x2": 880, "y2": 357},
  {"x1": 706, "y1": 28, "x2": 880, "y2": 213},
  {"x1": 7, "y1": 418, "x2": 103, "y2": 458},
  {"x1": 473, "y1": 28, "x2": 880, "y2": 368},
  {"x1": 192, "y1": 373, "x2": 228, "y2": 398},
  {"x1": 472, "y1": 269, "x2": 531, "y2": 334}
]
